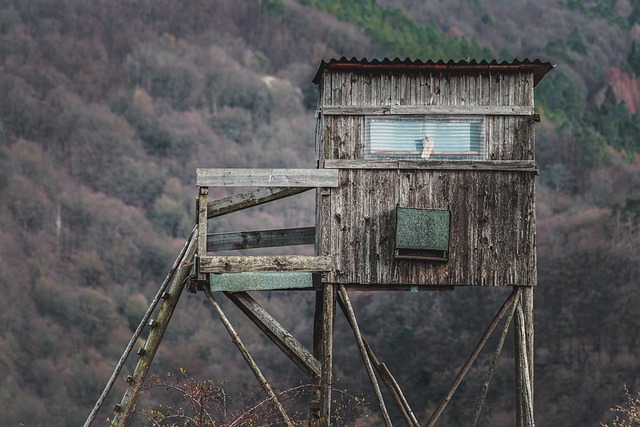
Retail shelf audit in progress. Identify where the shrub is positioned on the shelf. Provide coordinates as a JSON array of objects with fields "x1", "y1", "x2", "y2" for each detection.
[{"x1": 601, "y1": 386, "x2": 640, "y2": 427}]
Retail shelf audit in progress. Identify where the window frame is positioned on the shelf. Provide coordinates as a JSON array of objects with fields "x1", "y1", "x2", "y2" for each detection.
[{"x1": 364, "y1": 115, "x2": 487, "y2": 161}]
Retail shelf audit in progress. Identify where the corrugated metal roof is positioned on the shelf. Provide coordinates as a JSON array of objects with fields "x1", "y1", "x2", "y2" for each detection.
[{"x1": 313, "y1": 57, "x2": 555, "y2": 86}]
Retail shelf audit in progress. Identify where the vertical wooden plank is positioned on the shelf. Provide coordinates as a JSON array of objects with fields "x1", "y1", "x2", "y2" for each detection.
[
  {"x1": 197, "y1": 187, "x2": 209, "y2": 281},
  {"x1": 515, "y1": 287, "x2": 535, "y2": 427},
  {"x1": 361, "y1": 73, "x2": 373, "y2": 105},
  {"x1": 320, "y1": 283, "x2": 336, "y2": 426}
]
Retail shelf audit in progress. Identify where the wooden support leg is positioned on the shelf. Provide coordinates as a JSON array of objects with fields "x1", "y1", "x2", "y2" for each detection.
[
  {"x1": 426, "y1": 289, "x2": 518, "y2": 427},
  {"x1": 338, "y1": 285, "x2": 393, "y2": 427},
  {"x1": 224, "y1": 291, "x2": 320, "y2": 380},
  {"x1": 309, "y1": 290, "x2": 323, "y2": 425},
  {"x1": 515, "y1": 286, "x2": 535, "y2": 427},
  {"x1": 109, "y1": 231, "x2": 198, "y2": 427},
  {"x1": 84, "y1": 228, "x2": 196, "y2": 427},
  {"x1": 204, "y1": 288, "x2": 293, "y2": 427},
  {"x1": 310, "y1": 284, "x2": 335, "y2": 427}
]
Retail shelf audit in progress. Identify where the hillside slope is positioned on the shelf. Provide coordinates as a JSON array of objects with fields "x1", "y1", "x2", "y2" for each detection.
[{"x1": 0, "y1": 0, "x2": 638, "y2": 426}]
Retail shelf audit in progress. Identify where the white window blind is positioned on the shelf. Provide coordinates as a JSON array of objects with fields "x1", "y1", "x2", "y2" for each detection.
[{"x1": 365, "y1": 116, "x2": 486, "y2": 160}]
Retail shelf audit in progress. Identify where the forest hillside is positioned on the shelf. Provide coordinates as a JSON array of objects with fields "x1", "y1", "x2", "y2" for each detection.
[{"x1": 0, "y1": 0, "x2": 639, "y2": 426}]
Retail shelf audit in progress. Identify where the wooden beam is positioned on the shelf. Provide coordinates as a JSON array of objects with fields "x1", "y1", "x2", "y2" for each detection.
[
  {"x1": 338, "y1": 286, "x2": 393, "y2": 427},
  {"x1": 197, "y1": 168, "x2": 339, "y2": 188},
  {"x1": 207, "y1": 187, "x2": 312, "y2": 219},
  {"x1": 110, "y1": 227, "x2": 199, "y2": 427},
  {"x1": 471, "y1": 290, "x2": 518, "y2": 427},
  {"x1": 320, "y1": 284, "x2": 336, "y2": 426},
  {"x1": 320, "y1": 105, "x2": 534, "y2": 116},
  {"x1": 515, "y1": 287, "x2": 535, "y2": 427},
  {"x1": 425, "y1": 289, "x2": 518, "y2": 427},
  {"x1": 323, "y1": 159, "x2": 538, "y2": 173},
  {"x1": 197, "y1": 188, "x2": 209, "y2": 281},
  {"x1": 204, "y1": 288, "x2": 294, "y2": 427},
  {"x1": 378, "y1": 362, "x2": 420, "y2": 427},
  {"x1": 199, "y1": 255, "x2": 332, "y2": 273},
  {"x1": 225, "y1": 292, "x2": 320, "y2": 379},
  {"x1": 207, "y1": 227, "x2": 315, "y2": 252},
  {"x1": 84, "y1": 227, "x2": 197, "y2": 427},
  {"x1": 353, "y1": 318, "x2": 420, "y2": 426}
]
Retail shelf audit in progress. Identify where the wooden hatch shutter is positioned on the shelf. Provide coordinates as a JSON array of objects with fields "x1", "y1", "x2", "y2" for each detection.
[{"x1": 395, "y1": 207, "x2": 451, "y2": 262}]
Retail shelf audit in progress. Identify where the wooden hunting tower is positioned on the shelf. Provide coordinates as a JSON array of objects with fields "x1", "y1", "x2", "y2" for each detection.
[
  {"x1": 94, "y1": 58, "x2": 554, "y2": 427},
  {"x1": 313, "y1": 57, "x2": 553, "y2": 289}
]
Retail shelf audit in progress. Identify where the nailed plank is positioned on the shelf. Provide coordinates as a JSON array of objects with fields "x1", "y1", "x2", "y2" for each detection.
[
  {"x1": 225, "y1": 292, "x2": 321, "y2": 379},
  {"x1": 207, "y1": 227, "x2": 315, "y2": 252},
  {"x1": 207, "y1": 187, "x2": 311, "y2": 219},
  {"x1": 197, "y1": 168, "x2": 339, "y2": 187},
  {"x1": 320, "y1": 105, "x2": 534, "y2": 116},
  {"x1": 323, "y1": 159, "x2": 538, "y2": 172},
  {"x1": 199, "y1": 255, "x2": 332, "y2": 273}
]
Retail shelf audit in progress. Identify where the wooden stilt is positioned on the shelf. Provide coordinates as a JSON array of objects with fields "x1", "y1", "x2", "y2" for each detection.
[
  {"x1": 224, "y1": 291, "x2": 320, "y2": 380},
  {"x1": 515, "y1": 286, "x2": 535, "y2": 427},
  {"x1": 319, "y1": 284, "x2": 336, "y2": 426},
  {"x1": 470, "y1": 290, "x2": 519, "y2": 427},
  {"x1": 109, "y1": 228, "x2": 198, "y2": 427},
  {"x1": 204, "y1": 288, "x2": 294, "y2": 427},
  {"x1": 363, "y1": 340, "x2": 420, "y2": 427},
  {"x1": 425, "y1": 289, "x2": 518, "y2": 427},
  {"x1": 309, "y1": 290, "x2": 324, "y2": 426},
  {"x1": 84, "y1": 227, "x2": 196, "y2": 427},
  {"x1": 337, "y1": 285, "x2": 393, "y2": 427}
]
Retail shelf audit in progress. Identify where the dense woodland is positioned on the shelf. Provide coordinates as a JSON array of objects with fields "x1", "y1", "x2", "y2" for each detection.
[{"x1": 0, "y1": 0, "x2": 639, "y2": 425}]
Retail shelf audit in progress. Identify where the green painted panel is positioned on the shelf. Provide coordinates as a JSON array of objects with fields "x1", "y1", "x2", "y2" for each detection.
[
  {"x1": 209, "y1": 272, "x2": 314, "y2": 292},
  {"x1": 396, "y1": 208, "x2": 450, "y2": 251}
]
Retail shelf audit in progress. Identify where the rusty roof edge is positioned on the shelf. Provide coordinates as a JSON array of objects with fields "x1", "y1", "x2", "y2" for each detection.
[{"x1": 312, "y1": 57, "x2": 556, "y2": 86}]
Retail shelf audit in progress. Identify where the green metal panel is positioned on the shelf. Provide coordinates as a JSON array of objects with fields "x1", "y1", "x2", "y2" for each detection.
[
  {"x1": 209, "y1": 272, "x2": 314, "y2": 292},
  {"x1": 395, "y1": 207, "x2": 450, "y2": 261}
]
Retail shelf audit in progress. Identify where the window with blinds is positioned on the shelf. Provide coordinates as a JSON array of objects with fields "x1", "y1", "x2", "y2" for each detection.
[{"x1": 365, "y1": 116, "x2": 486, "y2": 160}]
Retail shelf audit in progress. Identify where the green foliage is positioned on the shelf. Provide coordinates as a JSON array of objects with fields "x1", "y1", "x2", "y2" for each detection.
[
  {"x1": 622, "y1": 194, "x2": 640, "y2": 224},
  {"x1": 537, "y1": 69, "x2": 582, "y2": 121},
  {"x1": 628, "y1": 42, "x2": 640, "y2": 76},
  {"x1": 568, "y1": 27, "x2": 588, "y2": 55},
  {"x1": 261, "y1": 0, "x2": 286, "y2": 17},
  {"x1": 584, "y1": 88, "x2": 640, "y2": 156},
  {"x1": 297, "y1": 0, "x2": 492, "y2": 60},
  {"x1": 566, "y1": 0, "x2": 629, "y2": 28}
]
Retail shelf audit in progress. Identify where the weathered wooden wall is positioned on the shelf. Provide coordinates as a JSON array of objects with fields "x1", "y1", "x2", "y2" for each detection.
[
  {"x1": 318, "y1": 169, "x2": 536, "y2": 286},
  {"x1": 316, "y1": 69, "x2": 537, "y2": 287}
]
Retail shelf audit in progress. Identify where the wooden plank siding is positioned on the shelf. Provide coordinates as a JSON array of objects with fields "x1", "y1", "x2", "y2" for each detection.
[
  {"x1": 319, "y1": 71, "x2": 533, "y2": 108},
  {"x1": 315, "y1": 69, "x2": 537, "y2": 287},
  {"x1": 319, "y1": 169, "x2": 536, "y2": 287}
]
